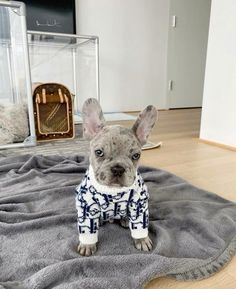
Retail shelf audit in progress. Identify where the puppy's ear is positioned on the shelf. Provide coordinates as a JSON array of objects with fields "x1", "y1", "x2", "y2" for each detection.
[
  {"x1": 132, "y1": 105, "x2": 157, "y2": 145},
  {"x1": 82, "y1": 98, "x2": 106, "y2": 139}
]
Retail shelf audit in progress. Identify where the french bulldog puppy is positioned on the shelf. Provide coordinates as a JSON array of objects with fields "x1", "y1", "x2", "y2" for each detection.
[{"x1": 76, "y1": 98, "x2": 157, "y2": 256}]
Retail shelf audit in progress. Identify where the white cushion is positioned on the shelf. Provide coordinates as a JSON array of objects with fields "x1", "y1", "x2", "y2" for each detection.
[{"x1": 0, "y1": 103, "x2": 29, "y2": 145}]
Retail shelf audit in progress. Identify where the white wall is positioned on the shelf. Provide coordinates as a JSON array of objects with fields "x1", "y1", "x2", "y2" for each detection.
[
  {"x1": 200, "y1": 0, "x2": 236, "y2": 147},
  {"x1": 76, "y1": 0, "x2": 169, "y2": 112}
]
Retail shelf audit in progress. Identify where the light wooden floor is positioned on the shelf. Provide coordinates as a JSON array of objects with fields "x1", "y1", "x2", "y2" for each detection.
[{"x1": 120, "y1": 108, "x2": 236, "y2": 289}]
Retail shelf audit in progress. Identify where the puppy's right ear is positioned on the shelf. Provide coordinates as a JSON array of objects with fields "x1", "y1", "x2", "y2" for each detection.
[{"x1": 82, "y1": 98, "x2": 106, "y2": 139}]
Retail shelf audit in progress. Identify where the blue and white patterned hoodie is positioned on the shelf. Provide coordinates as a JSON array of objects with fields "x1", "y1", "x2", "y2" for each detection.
[{"x1": 75, "y1": 166, "x2": 149, "y2": 244}]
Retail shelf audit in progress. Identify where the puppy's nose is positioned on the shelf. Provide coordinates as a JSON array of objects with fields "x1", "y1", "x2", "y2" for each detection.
[{"x1": 111, "y1": 165, "x2": 125, "y2": 177}]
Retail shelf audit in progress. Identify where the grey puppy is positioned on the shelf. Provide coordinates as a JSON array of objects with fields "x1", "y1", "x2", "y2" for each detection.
[{"x1": 75, "y1": 98, "x2": 157, "y2": 256}]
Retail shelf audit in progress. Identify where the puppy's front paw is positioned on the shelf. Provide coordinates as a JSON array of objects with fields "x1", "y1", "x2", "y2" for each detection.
[
  {"x1": 134, "y1": 236, "x2": 153, "y2": 251},
  {"x1": 77, "y1": 243, "x2": 97, "y2": 256}
]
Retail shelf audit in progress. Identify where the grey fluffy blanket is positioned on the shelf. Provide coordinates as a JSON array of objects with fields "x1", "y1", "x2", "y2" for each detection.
[{"x1": 0, "y1": 154, "x2": 235, "y2": 289}]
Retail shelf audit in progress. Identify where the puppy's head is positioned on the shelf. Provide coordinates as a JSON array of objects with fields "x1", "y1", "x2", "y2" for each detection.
[{"x1": 82, "y1": 98, "x2": 157, "y2": 187}]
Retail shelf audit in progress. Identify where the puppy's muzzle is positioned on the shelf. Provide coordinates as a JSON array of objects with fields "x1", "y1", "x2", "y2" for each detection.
[{"x1": 111, "y1": 165, "x2": 125, "y2": 177}]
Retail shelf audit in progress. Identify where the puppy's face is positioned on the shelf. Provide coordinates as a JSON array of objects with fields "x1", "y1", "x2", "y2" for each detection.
[
  {"x1": 90, "y1": 125, "x2": 141, "y2": 187},
  {"x1": 82, "y1": 98, "x2": 157, "y2": 187}
]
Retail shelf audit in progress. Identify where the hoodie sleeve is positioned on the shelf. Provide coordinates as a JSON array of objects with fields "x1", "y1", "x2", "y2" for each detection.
[
  {"x1": 127, "y1": 174, "x2": 149, "y2": 239},
  {"x1": 75, "y1": 175, "x2": 101, "y2": 244}
]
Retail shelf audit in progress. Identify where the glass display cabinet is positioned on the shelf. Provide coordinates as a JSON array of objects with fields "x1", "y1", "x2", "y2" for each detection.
[
  {"x1": 0, "y1": 1, "x2": 99, "y2": 150},
  {"x1": 0, "y1": 1, "x2": 36, "y2": 149},
  {"x1": 27, "y1": 31, "x2": 100, "y2": 121}
]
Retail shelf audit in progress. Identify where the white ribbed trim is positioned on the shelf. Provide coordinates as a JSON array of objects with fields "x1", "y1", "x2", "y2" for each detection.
[
  {"x1": 79, "y1": 232, "x2": 98, "y2": 244},
  {"x1": 88, "y1": 165, "x2": 137, "y2": 193},
  {"x1": 130, "y1": 228, "x2": 148, "y2": 239}
]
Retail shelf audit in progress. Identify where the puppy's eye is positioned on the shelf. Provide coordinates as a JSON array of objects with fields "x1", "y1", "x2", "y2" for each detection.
[
  {"x1": 95, "y1": 149, "x2": 104, "y2": 157},
  {"x1": 132, "y1": 153, "x2": 140, "y2": 160}
]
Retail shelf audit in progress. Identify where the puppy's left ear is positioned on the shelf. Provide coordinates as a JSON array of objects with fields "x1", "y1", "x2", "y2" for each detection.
[
  {"x1": 82, "y1": 98, "x2": 106, "y2": 139},
  {"x1": 132, "y1": 105, "x2": 158, "y2": 146}
]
